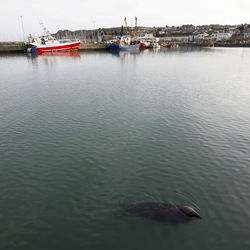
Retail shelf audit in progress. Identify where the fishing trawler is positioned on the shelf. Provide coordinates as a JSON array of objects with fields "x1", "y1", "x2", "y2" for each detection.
[
  {"x1": 26, "y1": 23, "x2": 80, "y2": 54},
  {"x1": 108, "y1": 17, "x2": 140, "y2": 51}
]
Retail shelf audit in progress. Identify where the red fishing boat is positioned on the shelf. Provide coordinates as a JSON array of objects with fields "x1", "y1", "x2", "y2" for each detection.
[
  {"x1": 27, "y1": 24, "x2": 80, "y2": 53},
  {"x1": 140, "y1": 41, "x2": 150, "y2": 49}
]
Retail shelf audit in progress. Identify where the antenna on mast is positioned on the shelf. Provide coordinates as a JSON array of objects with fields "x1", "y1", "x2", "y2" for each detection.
[
  {"x1": 20, "y1": 16, "x2": 26, "y2": 43},
  {"x1": 40, "y1": 22, "x2": 47, "y2": 36},
  {"x1": 40, "y1": 22, "x2": 52, "y2": 37},
  {"x1": 124, "y1": 17, "x2": 128, "y2": 35},
  {"x1": 135, "y1": 16, "x2": 138, "y2": 43}
]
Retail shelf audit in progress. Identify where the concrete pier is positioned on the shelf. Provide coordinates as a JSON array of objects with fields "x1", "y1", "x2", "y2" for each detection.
[
  {"x1": 1, "y1": 41, "x2": 249, "y2": 53},
  {"x1": 79, "y1": 43, "x2": 108, "y2": 50},
  {"x1": 0, "y1": 43, "x2": 26, "y2": 52}
]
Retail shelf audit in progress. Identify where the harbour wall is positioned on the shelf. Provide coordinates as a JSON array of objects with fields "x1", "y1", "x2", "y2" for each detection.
[
  {"x1": 79, "y1": 43, "x2": 108, "y2": 50},
  {"x1": 0, "y1": 43, "x2": 26, "y2": 52},
  {"x1": 181, "y1": 42, "x2": 250, "y2": 47},
  {"x1": 1, "y1": 42, "x2": 249, "y2": 53}
]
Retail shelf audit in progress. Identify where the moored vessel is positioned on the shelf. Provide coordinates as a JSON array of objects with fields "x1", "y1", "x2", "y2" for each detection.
[
  {"x1": 108, "y1": 17, "x2": 140, "y2": 51},
  {"x1": 140, "y1": 41, "x2": 151, "y2": 49},
  {"x1": 26, "y1": 24, "x2": 80, "y2": 54},
  {"x1": 109, "y1": 37, "x2": 140, "y2": 51}
]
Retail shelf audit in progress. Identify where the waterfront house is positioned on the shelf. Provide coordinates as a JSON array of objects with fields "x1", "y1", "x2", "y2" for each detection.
[
  {"x1": 212, "y1": 32, "x2": 232, "y2": 41},
  {"x1": 160, "y1": 36, "x2": 190, "y2": 42},
  {"x1": 244, "y1": 27, "x2": 250, "y2": 39},
  {"x1": 196, "y1": 32, "x2": 210, "y2": 40}
]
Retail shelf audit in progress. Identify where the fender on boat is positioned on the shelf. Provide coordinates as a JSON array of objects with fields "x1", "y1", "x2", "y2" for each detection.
[{"x1": 30, "y1": 46, "x2": 37, "y2": 53}]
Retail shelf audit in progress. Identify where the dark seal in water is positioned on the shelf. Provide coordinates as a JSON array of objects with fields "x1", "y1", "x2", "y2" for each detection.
[{"x1": 120, "y1": 202, "x2": 201, "y2": 224}]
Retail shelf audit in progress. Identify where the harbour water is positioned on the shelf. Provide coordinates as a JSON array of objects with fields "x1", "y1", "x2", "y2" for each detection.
[{"x1": 0, "y1": 48, "x2": 250, "y2": 250}]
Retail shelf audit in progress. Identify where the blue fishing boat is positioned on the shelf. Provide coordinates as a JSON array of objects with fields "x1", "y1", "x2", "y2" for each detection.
[
  {"x1": 108, "y1": 17, "x2": 140, "y2": 51},
  {"x1": 108, "y1": 39, "x2": 140, "y2": 51}
]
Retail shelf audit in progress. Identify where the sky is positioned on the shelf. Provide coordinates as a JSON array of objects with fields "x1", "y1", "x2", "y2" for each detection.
[{"x1": 0, "y1": 0, "x2": 250, "y2": 41}]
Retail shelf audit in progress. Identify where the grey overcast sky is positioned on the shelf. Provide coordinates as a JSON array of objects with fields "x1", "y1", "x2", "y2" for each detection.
[{"x1": 0, "y1": 0, "x2": 249, "y2": 41}]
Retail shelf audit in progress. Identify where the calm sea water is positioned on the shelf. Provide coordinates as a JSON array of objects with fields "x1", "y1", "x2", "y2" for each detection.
[{"x1": 0, "y1": 48, "x2": 250, "y2": 250}]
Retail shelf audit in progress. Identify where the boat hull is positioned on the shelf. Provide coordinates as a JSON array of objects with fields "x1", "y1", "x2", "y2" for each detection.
[
  {"x1": 109, "y1": 43, "x2": 140, "y2": 51},
  {"x1": 34, "y1": 41, "x2": 80, "y2": 53},
  {"x1": 140, "y1": 43, "x2": 149, "y2": 49}
]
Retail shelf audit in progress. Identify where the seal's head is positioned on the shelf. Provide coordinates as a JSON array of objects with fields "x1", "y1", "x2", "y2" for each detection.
[{"x1": 180, "y1": 206, "x2": 201, "y2": 218}]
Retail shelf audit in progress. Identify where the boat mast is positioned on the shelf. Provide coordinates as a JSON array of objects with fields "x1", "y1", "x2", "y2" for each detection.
[
  {"x1": 20, "y1": 16, "x2": 26, "y2": 43},
  {"x1": 40, "y1": 22, "x2": 47, "y2": 36},
  {"x1": 135, "y1": 16, "x2": 138, "y2": 43},
  {"x1": 124, "y1": 17, "x2": 128, "y2": 36}
]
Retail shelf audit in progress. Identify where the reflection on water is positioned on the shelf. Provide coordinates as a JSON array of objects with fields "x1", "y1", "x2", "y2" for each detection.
[
  {"x1": 109, "y1": 50, "x2": 140, "y2": 60},
  {"x1": 26, "y1": 51, "x2": 81, "y2": 66},
  {"x1": 24, "y1": 47, "x2": 212, "y2": 67}
]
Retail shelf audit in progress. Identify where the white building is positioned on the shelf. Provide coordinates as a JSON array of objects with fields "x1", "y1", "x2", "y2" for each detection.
[
  {"x1": 138, "y1": 33, "x2": 157, "y2": 41},
  {"x1": 160, "y1": 36, "x2": 190, "y2": 42},
  {"x1": 244, "y1": 28, "x2": 250, "y2": 39},
  {"x1": 212, "y1": 32, "x2": 232, "y2": 41},
  {"x1": 196, "y1": 32, "x2": 210, "y2": 40}
]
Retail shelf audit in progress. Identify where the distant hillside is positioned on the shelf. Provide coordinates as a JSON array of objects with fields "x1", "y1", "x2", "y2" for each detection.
[
  {"x1": 52, "y1": 24, "x2": 242, "y2": 43},
  {"x1": 52, "y1": 26, "x2": 155, "y2": 43}
]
